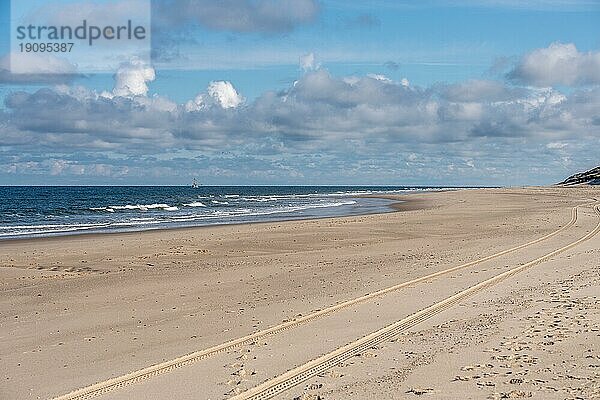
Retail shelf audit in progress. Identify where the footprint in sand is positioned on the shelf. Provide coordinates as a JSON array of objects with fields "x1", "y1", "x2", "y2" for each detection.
[
  {"x1": 293, "y1": 394, "x2": 324, "y2": 400},
  {"x1": 225, "y1": 387, "x2": 244, "y2": 396},
  {"x1": 317, "y1": 369, "x2": 344, "y2": 379},
  {"x1": 452, "y1": 375, "x2": 471, "y2": 381},
  {"x1": 232, "y1": 368, "x2": 256, "y2": 378},
  {"x1": 356, "y1": 351, "x2": 377, "y2": 359},
  {"x1": 406, "y1": 387, "x2": 434, "y2": 395},
  {"x1": 490, "y1": 390, "x2": 532, "y2": 399}
]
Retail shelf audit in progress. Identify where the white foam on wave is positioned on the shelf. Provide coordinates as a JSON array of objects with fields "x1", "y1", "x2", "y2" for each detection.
[
  {"x1": 240, "y1": 196, "x2": 278, "y2": 202},
  {"x1": 184, "y1": 202, "x2": 206, "y2": 207},
  {"x1": 111, "y1": 203, "x2": 170, "y2": 211},
  {"x1": 91, "y1": 203, "x2": 178, "y2": 212},
  {"x1": 161, "y1": 200, "x2": 359, "y2": 223},
  {"x1": 0, "y1": 217, "x2": 168, "y2": 237},
  {"x1": 0, "y1": 222, "x2": 108, "y2": 230},
  {"x1": 324, "y1": 191, "x2": 373, "y2": 197},
  {"x1": 0, "y1": 223, "x2": 111, "y2": 237},
  {"x1": 90, "y1": 207, "x2": 116, "y2": 212}
]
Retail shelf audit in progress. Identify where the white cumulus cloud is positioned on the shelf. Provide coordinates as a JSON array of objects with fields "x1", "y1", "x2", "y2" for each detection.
[
  {"x1": 185, "y1": 94, "x2": 206, "y2": 112},
  {"x1": 113, "y1": 58, "x2": 156, "y2": 97},
  {"x1": 207, "y1": 81, "x2": 244, "y2": 109},
  {"x1": 508, "y1": 42, "x2": 600, "y2": 87}
]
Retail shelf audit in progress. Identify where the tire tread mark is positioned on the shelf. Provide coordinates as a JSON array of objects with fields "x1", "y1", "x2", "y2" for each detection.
[
  {"x1": 229, "y1": 204, "x2": 600, "y2": 400},
  {"x1": 49, "y1": 203, "x2": 586, "y2": 400}
]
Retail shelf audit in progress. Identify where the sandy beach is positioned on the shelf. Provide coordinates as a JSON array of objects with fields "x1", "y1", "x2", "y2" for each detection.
[{"x1": 1, "y1": 187, "x2": 599, "y2": 400}]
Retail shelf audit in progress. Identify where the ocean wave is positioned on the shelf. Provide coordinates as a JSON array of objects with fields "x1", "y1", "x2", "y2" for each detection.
[
  {"x1": 164, "y1": 200, "x2": 359, "y2": 222},
  {"x1": 0, "y1": 222, "x2": 112, "y2": 237},
  {"x1": 184, "y1": 202, "x2": 207, "y2": 207},
  {"x1": 90, "y1": 207, "x2": 115, "y2": 212},
  {"x1": 1, "y1": 186, "x2": 424, "y2": 239},
  {"x1": 0, "y1": 218, "x2": 167, "y2": 237},
  {"x1": 237, "y1": 196, "x2": 277, "y2": 202},
  {"x1": 111, "y1": 203, "x2": 170, "y2": 211},
  {"x1": 0, "y1": 222, "x2": 108, "y2": 230},
  {"x1": 91, "y1": 203, "x2": 178, "y2": 212}
]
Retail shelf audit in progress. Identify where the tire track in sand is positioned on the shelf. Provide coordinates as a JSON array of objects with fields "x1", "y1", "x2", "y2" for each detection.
[
  {"x1": 50, "y1": 202, "x2": 589, "y2": 400},
  {"x1": 230, "y1": 204, "x2": 600, "y2": 400}
]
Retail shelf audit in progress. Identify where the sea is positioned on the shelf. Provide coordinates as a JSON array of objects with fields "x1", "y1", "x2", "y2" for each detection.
[{"x1": 0, "y1": 186, "x2": 454, "y2": 240}]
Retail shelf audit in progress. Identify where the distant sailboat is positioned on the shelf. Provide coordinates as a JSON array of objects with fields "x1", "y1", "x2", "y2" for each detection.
[{"x1": 191, "y1": 178, "x2": 199, "y2": 188}]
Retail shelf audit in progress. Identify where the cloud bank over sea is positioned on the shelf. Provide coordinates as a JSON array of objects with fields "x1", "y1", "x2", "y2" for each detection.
[{"x1": 0, "y1": 0, "x2": 598, "y2": 185}]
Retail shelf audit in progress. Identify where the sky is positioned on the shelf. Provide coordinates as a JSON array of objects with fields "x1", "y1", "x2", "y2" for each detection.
[{"x1": 0, "y1": 0, "x2": 599, "y2": 186}]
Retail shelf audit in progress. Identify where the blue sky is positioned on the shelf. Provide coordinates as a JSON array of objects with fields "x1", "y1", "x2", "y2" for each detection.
[{"x1": 0, "y1": 0, "x2": 599, "y2": 185}]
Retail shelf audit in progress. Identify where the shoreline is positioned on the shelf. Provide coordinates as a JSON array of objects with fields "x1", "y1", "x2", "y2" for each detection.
[
  {"x1": 0, "y1": 194, "x2": 429, "y2": 244},
  {"x1": 362, "y1": 193, "x2": 437, "y2": 212}
]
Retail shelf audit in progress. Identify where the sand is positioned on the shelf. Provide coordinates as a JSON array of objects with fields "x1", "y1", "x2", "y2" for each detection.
[{"x1": 0, "y1": 187, "x2": 598, "y2": 400}]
